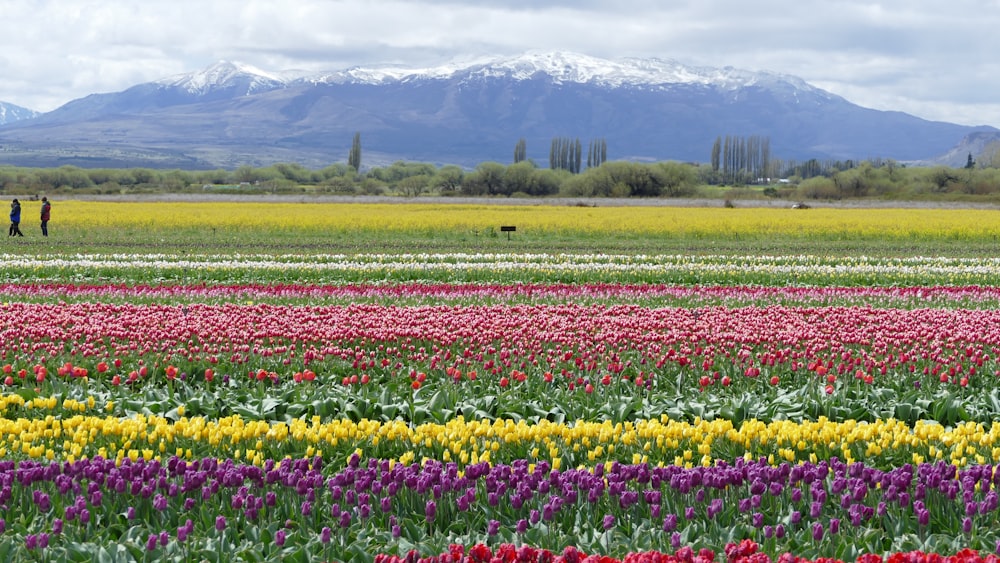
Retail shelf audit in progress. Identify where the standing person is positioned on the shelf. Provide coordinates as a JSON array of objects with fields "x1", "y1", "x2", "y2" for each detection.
[
  {"x1": 40, "y1": 197, "x2": 50, "y2": 236},
  {"x1": 8, "y1": 199, "x2": 23, "y2": 237}
]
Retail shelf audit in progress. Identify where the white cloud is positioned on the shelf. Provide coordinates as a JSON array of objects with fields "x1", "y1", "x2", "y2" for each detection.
[{"x1": 0, "y1": 0, "x2": 998, "y2": 127}]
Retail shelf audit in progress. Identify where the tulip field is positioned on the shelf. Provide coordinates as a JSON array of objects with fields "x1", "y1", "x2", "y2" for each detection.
[{"x1": 3, "y1": 200, "x2": 1000, "y2": 562}]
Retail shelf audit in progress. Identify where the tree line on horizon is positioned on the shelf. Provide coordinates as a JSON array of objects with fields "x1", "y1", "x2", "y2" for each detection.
[{"x1": 4, "y1": 132, "x2": 1000, "y2": 200}]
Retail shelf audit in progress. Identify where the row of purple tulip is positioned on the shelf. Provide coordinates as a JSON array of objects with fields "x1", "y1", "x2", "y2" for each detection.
[{"x1": 1, "y1": 453, "x2": 1000, "y2": 558}]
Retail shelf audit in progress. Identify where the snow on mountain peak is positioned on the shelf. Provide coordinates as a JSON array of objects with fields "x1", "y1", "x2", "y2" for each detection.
[
  {"x1": 303, "y1": 51, "x2": 815, "y2": 94},
  {"x1": 158, "y1": 60, "x2": 292, "y2": 95},
  {"x1": 164, "y1": 52, "x2": 818, "y2": 97},
  {"x1": 0, "y1": 101, "x2": 40, "y2": 124}
]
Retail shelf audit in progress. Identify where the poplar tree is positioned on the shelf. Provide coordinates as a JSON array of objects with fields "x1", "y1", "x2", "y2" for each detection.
[
  {"x1": 348, "y1": 132, "x2": 362, "y2": 172},
  {"x1": 514, "y1": 138, "x2": 527, "y2": 163},
  {"x1": 587, "y1": 138, "x2": 607, "y2": 169}
]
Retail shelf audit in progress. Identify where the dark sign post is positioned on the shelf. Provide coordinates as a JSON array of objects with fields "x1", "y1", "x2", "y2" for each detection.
[{"x1": 500, "y1": 225, "x2": 516, "y2": 240}]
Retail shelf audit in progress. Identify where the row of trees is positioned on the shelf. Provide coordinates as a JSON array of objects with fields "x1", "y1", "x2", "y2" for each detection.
[
  {"x1": 0, "y1": 159, "x2": 700, "y2": 198},
  {"x1": 546, "y1": 137, "x2": 608, "y2": 173},
  {"x1": 7, "y1": 131, "x2": 1000, "y2": 198},
  {"x1": 710, "y1": 135, "x2": 772, "y2": 184},
  {"x1": 509, "y1": 138, "x2": 610, "y2": 172}
]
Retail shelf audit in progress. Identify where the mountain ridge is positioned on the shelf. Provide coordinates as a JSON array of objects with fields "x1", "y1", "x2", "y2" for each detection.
[
  {"x1": 0, "y1": 52, "x2": 994, "y2": 169},
  {"x1": 0, "y1": 101, "x2": 40, "y2": 125}
]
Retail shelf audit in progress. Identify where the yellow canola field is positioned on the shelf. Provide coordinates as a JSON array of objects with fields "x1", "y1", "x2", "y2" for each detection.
[
  {"x1": 3, "y1": 409, "x2": 999, "y2": 469},
  {"x1": 51, "y1": 200, "x2": 1000, "y2": 239}
]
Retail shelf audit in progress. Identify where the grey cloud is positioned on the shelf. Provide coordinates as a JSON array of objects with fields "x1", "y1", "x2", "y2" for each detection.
[{"x1": 0, "y1": 0, "x2": 998, "y2": 126}]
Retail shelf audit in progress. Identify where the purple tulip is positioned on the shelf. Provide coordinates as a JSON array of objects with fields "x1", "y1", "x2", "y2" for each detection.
[
  {"x1": 812, "y1": 521, "x2": 824, "y2": 541},
  {"x1": 146, "y1": 534, "x2": 157, "y2": 551},
  {"x1": 899, "y1": 492, "x2": 911, "y2": 508},
  {"x1": 37, "y1": 533, "x2": 49, "y2": 549},
  {"x1": 425, "y1": 500, "x2": 436, "y2": 522},
  {"x1": 708, "y1": 498, "x2": 723, "y2": 519},
  {"x1": 487, "y1": 519, "x2": 500, "y2": 536},
  {"x1": 829, "y1": 518, "x2": 840, "y2": 535},
  {"x1": 516, "y1": 519, "x2": 528, "y2": 534},
  {"x1": 215, "y1": 515, "x2": 226, "y2": 532},
  {"x1": 320, "y1": 527, "x2": 332, "y2": 544},
  {"x1": 126, "y1": 506, "x2": 136, "y2": 520},
  {"x1": 275, "y1": 530, "x2": 286, "y2": 547},
  {"x1": 52, "y1": 519, "x2": 62, "y2": 535},
  {"x1": 602, "y1": 514, "x2": 615, "y2": 530},
  {"x1": 963, "y1": 517, "x2": 973, "y2": 534}
]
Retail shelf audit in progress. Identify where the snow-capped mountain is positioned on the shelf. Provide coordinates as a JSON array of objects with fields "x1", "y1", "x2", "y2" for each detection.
[
  {"x1": 155, "y1": 60, "x2": 305, "y2": 96},
  {"x1": 0, "y1": 52, "x2": 992, "y2": 169},
  {"x1": 315, "y1": 51, "x2": 823, "y2": 94},
  {"x1": 0, "y1": 101, "x2": 39, "y2": 125}
]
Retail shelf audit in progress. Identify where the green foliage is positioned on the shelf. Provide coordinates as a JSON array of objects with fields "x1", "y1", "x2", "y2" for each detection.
[
  {"x1": 549, "y1": 137, "x2": 582, "y2": 173},
  {"x1": 9, "y1": 153, "x2": 1000, "y2": 201},
  {"x1": 513, "y1": 138, "x2": 527, "y2": 164},
  {"x1": 432, "y1": 165, "x2": 464, "y2": 195},
  {"x1": 348, "y1": 131, "x2": 362, "y2": 172},
  {"x1": 461, "y1": 162, "x2": 506, "y2": 196}
]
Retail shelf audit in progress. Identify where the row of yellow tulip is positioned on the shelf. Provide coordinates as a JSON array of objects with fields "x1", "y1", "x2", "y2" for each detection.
[
  {"x1": 3, "y1": 398, "x2": 997, "y2": 469},
  {"x1": 46, "y1": 201, "x2": 1000, "y2": 239}
]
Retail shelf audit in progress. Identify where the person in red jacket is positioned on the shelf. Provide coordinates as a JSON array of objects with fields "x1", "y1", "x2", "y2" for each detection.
[{"x1": 40, "y1": 197, "x2": 51, "y2": 237}]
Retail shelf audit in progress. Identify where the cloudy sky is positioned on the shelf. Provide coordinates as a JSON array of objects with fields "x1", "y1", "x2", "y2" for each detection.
[{"x1": 2, "y1": 0, "x2": 999, "y2": 127}]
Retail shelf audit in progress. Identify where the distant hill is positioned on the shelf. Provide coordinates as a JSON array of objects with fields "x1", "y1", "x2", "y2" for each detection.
[
  {"x1": 924, "y1": 131, "x2": 1000, "y2": 168},
  {"x1": 0, "y1": 102, "x2": 40, "y2": 125},
  {"x1": 0, "y1": 52, "x2": 995, "y2": 169}
]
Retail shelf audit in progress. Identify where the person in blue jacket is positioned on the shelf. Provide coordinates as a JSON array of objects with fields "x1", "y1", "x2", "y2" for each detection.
[{"x1": 8, "y1": 199, "x2": 23, "y2": 237}]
